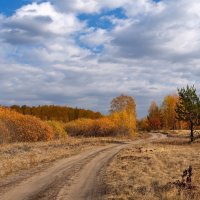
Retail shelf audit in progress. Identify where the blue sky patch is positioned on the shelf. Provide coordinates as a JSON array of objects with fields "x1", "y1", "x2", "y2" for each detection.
[
  {"x1": 0, "y1": 0, "x2": 30, "y2": 16},
  {"x1": 78, "y1": 8, "x2": 127, "y2": 30}
]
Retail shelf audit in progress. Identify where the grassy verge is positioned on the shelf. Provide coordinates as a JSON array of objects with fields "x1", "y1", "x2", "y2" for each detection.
[{"x1": 102, "y1": 137, "x2": 200, "y2": 200}]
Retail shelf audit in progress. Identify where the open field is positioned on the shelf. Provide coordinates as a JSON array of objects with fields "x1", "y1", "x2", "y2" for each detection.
[
  {"x1": 161, "y1": 130, "x2": 191, "y2": 137},
  {"x1": 102, "y1": 135, "x2": 200, "y2": 200},
  {"x1": 1, "y1": 133, "x2": 200, "y2": 200}
]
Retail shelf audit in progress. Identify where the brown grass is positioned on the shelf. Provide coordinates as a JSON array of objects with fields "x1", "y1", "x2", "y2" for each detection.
[
  {"x1": 0, "y1": 137, "x2": 127, "y2": 178},
  {"x1": 102, "y1": 137, "x2": 200, "y2": 200}
]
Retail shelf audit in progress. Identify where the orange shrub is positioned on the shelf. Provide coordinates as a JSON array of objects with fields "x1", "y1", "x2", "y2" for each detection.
[
  {"x1": 65, "y1": 117, "x2": 118, "y2": 137},
  {"x1": 93, "y1": 118, "x2": 117, "y2": 137},
  {"x1": 65, "y1": 119, "x2": 94, "y2": 136},
  {"x1": 0, "y1": 107, "x2": 53, "y2": 143},
  {"x1": 0, "y1": 120, "x2": 10, "y2": 143},
  {"x1": 47, "y1": 121, "x2": 67, "y2": 139}
]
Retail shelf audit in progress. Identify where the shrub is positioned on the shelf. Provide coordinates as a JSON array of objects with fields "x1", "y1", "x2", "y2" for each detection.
[
  {"x1": 65, "y1": 118, "x2": 94, "y2": 137},
  {"x1": 93, "y1": 118, "x2": 118, "y2": 137},
  {"x1": 65, "y1": 117, "x2": 123, "y2": 137},
  {"x1": 65, "y1": 114, "x2": 137, "y2": 137},
  {"x1": 0, "y1": 107, "x2": 54, "y2": 143},
  {"x1": 0, "y1": 120, "x2": 10, "y2": 143},
  {"x1": 47, "y1": 121, "x2": 67, "y2": 139}
]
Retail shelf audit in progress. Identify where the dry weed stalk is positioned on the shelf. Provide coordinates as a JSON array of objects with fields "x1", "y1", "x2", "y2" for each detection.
[{"x1": 169, "y1": 166, "x2": 196, "y2": 194}]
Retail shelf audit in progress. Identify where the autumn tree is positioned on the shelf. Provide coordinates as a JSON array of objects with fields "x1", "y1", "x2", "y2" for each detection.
[
  {"x1": 148, "y1": 101, "x2": 161, "y2": 130},
  {"x1": 176, "y1": 85, "x2": 200, "y2": 142},
  {"x1": 10, "y1": 105, "x2": 102, "y2": 122},
  {"x1": 160, "y1": 94, "x2": 179, "y2": 130},
  {"x1": 110, "y1": 95, "x2": 137, "y2": 136},
  {"x1": 138, "y1": 117, "x2": 150, "y2": 131}
]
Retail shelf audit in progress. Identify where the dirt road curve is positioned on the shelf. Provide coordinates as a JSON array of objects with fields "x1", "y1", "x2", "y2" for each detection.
[{"x1": 0, "y1": 133, "x2": 164, "y2": 200}]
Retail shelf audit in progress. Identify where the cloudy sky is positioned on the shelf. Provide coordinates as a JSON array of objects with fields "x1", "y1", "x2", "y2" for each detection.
[{"x1": 0, "y1": 0, "x2": 200, "y2": 118}]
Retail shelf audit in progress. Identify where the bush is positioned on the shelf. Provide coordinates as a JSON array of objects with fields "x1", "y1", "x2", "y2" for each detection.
[
  {"x1": 0, "y1": 120, "x2": 10, "y2": 143},
  {"x1": 65, "y1": 117, "x2": 120, "y2": 137},
  {"x1": 47, "y1": 121, "x2": 67, "y2": 139},
  {"x1": 0, "y1": 107, "x2": 54, "y2": 143},
  {"x1": 65, "y1": 114, "x2": 137, "y2": 137},
  {"x1": 93, "y1": 118, "x2": 117, "y2": 137},
  {"x1": 65, "y1": 119, "x2": 94, "y2": 137}
]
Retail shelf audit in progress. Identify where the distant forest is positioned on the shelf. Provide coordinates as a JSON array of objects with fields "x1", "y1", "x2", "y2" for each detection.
[{"x1": 10, "y1": 105, "x2": 102, "y2": 122}]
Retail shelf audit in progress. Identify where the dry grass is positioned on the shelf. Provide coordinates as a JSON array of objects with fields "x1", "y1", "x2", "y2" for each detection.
[
  {"x1": 161, "y1": 130, "x2": 190, "y2": 138},
  {"x1": 0, "y1": 137, "x2": 127, "y2": 179},
  {"x1": 102, "y1": 136, "x2": 200, "y2": 200}
]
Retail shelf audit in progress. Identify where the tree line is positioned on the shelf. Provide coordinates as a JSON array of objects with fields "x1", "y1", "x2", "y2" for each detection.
[
  {"x1": 65, "y1": 94, "x2": 137, "y2": 137},
  {"x1": 7, "y1": 85, "x2": 200, "y2": 142},
  {"x1": 10, "y1": 105, "x2": 102, "y2": 122},
  {"x1": 138, "y1": 85, "x2": 200, "y2": 142},
  {"x1": 138, "y1": 94, "x2": 181, "y2": 131}
]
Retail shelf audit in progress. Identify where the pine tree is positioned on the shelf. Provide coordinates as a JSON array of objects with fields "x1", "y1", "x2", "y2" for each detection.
[{"x1": 176, "y1": 85, "x2": 200, "y2": 142}]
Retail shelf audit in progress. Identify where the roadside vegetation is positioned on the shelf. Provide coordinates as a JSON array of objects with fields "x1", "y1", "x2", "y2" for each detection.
[{"x1": 102, "y1": 135, "x2": 200, "y2": 200}]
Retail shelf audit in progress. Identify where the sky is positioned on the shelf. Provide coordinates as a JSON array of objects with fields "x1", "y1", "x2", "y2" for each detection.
[{"x1": 0, "y1": 0, "x2": 200, "y2": 118}]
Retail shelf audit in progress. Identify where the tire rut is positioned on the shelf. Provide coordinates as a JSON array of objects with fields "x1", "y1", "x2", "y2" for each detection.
[
  {"x1": 0, "y1": 133, "x2": 165, "y2": 200},
  {"x1": 0, "y1": 144, "x2": 124, "y2": 200}
]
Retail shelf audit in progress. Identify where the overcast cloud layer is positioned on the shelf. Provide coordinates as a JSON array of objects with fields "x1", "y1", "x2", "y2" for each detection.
[{"x1": 1, "y1": 0, "x2": 200, "y2": 117}]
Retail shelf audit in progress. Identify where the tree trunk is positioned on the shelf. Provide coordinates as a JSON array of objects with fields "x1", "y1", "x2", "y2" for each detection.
[{"x1": 190, "y1": 121, "x2": 194, "y2": 142}]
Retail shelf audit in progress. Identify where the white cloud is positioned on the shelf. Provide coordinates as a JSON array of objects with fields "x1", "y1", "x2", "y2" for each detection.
[
  {"x1": 1, "y1": 0, "x2": 200, "y2": 117},
  {"x1": 51, "y1": 0, "x2": 131, "y2": 14},
  {"x1": 79, "y1": 29, "x2": 111, "y2": 47},
  {"x1": 3, "y1": 2, "x2": 84, "y2": 45}
]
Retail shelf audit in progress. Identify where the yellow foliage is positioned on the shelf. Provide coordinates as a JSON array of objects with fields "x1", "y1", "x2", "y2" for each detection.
[
  {"x1": 47, "y1": 121, "x2": 67, "y2": 139},
  {"x1": 110, "y1": 95, "x2": 137, "y2": 137},
  {"x1": 65, "y1": 118, "x2": 94, "y2": 136},
  {"x1": 160, "y1": 94, "x2": 179, "y2": 129},
  {"x1": 110, "y1": 110, "x2": 137, "y2": 137},
  {"x1": 93, "y1": 118, "x2": 117, "y2": 137},
  {"x1": 65, "y1": 118, "x2": 118, "y2": 137},
  {"x1": 0, "y1": 120, "x2": 10, "y2": 143},
  {"x1": 65, "y1": 95, "x2": 137, "y2": 138},
  {"x1": 0, "y1": 107, "x2": 54, "y2": 143},
  {"x1": 138, "y1": 117, "x2": 150, "y2": 131},
  {"x1": 65, "y1": 112, "x2": 136, "y2": 137}
]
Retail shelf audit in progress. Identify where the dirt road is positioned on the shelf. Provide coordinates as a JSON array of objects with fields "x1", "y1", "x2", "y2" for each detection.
[{"x1": 0, "y1": 133, "x2": 164, "y2": 200}]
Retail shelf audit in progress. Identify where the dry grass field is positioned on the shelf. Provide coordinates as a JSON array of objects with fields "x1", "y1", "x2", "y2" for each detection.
[
  {"x1": 0, "y1": 137, "x2": 128, "y2": 178},
  {"x1": 102, "y1": 135, "x2": 200, "y2": 200},
  {"x1": 2, "y1": 131, "x2": 200, "y2": 200}
]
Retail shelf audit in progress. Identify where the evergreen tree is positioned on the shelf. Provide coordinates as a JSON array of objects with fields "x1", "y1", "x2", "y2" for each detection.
[{"x1": 176, "y1": 85, "x2": 200, "y2": 142}]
